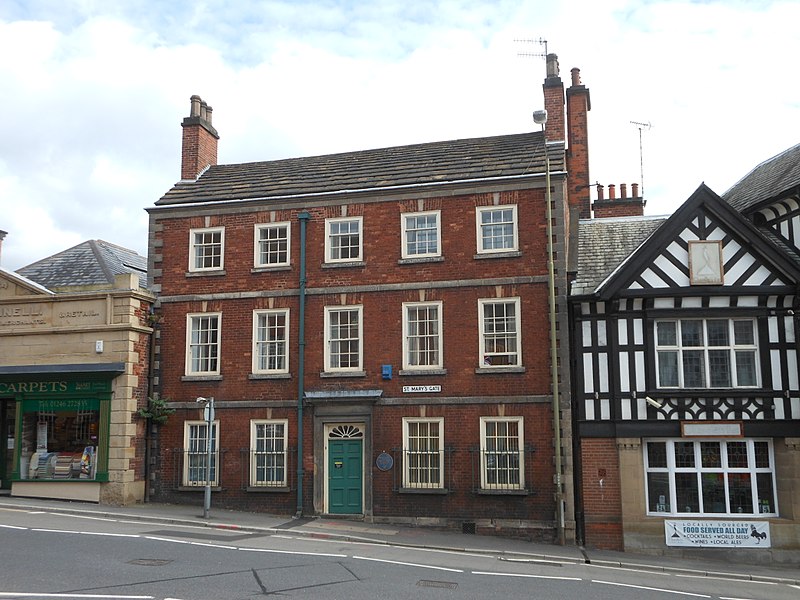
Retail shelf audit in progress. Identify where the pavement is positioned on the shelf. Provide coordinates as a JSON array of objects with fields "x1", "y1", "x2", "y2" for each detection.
[{"x1": 0, "y1": 495, "x2": 797, "y2": 586}]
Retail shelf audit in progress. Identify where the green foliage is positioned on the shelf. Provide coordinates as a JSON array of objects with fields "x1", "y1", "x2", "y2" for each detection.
[{"x1": 137, "y1": 394, "x2": 175, "y2": 425}]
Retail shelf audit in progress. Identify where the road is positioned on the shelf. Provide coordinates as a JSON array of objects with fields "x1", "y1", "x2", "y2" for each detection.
[{"x1": 0, "y1": 505, "x2": 796, "y2": 599}]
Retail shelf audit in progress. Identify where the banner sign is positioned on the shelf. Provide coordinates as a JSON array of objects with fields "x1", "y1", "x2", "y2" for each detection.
[{"x1": 665, "y1": 520, "x2": 770, "y2": 548}]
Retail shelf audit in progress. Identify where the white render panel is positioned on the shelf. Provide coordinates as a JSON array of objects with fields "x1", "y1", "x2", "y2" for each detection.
[
  {"x1": 629, "y1": 281, "x2": 644, "y2": 290},
  {"x1": 788, "y1": 351, "x2": 799, "y2": 389},
  {"x1": 769, "y1": 317, "x2": 779, "y2": 343},
  {"x1": 600, "y1": 399, "x2": 610, "y2": 420},
  {"x1": 633, "y1": 319, "x2": 644, "y2": 345},
  {"x1": 619, "y1": 351, "x2": 630, "y2": 392},
  {"x1": 723, "y1": 252, "x2": 754, "y2": 285},
  {"x1": 667, "y1": 240, "x2": 688, "y2": 263},
  {"x1": 654, "y1": 254, "x2": 688, "y2": 286},
  {"x1": 775, "y1": 398, "x2": 785, "y2": 420},
  {"x1": 597, "y1": 320, "x2": 607, "y2": 346},
  {"x1": 787, "y1": 317, "x2": 796, "y2": 343},
  {"x1": 793, "y1": 218, "x2": 800, "y2": 250},
  {"x1": 681, "y1": 226, "x2": 699, "y2": 242},
  {"x1": 584, "y1": 400, "x2": 595, "y2": 420},
  {"x1": 709, "y1": 296, "x2": 731, "y2": 307},
  {"x1": 583, "y1": 354, "x2": 594, "y2": 393},
  {"x1": 617, "y1": 319, "x2": 628, "y2": 345},
  {"x1": 744, "y1": 264, "x2": 783, "y2": 286},
  {"x1": 723, "y1": 238, "x2": 742, "y2": 260},
  {"x1": 792, "y1": 398, "x2": 800, "y2": 419},
  {"x1": 770, "y1": 350, "x2": 783, "y2": 389},
  {"x1": 621, "y1": 397, "x2": 632, "y2": 420},
  {"x1": 599, "y1": 353, "x2": 609, "y2": 393},
  {"x1": 707, "y1": 226, "x2": 725, "y2": 241},
  {"x1": 682, "y1": 297, "x2": 702, "y2": 308},
  {"x1": 653, "y1": 298, "x2": 674, "y2": 309},
  {"x1": 582, "y1": 320, "x2": 592, "y2": 346},
  {"x1": 639, "y1": 268, "x2": 669, "y2": 289},
  {"x1": 635, "y1": 351, "x2": 646, "y2": 390},
  {"x1": 738, "y1": 296, "x2": 759, "y2": 307}
]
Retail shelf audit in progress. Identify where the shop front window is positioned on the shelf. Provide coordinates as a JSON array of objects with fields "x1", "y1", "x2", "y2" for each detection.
[{"x1": 20, "y1": 404, "x2": 100, "y2": 480}]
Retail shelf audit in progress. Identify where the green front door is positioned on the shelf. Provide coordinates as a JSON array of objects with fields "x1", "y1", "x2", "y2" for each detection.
[
  {"x1": 328, "y1": 439, "x2": 362, "y2": 514},
  {"x1": 0, "y1": 400, "x2": 16, "y2": 489}
]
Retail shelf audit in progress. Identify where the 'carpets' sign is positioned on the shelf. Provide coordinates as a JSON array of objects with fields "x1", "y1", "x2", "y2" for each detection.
[{"x1": 665, "y1": 520, "x2": 770, "y2": 548}]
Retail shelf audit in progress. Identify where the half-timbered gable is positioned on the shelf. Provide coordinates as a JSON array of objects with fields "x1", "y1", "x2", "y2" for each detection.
[{"x1": 571, "y1": 180, "x2": 800, "y2": 563}]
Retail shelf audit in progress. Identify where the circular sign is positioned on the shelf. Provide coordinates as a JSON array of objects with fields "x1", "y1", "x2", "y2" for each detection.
[{"x1": 375, "y1": 452, "x2": 394, "y2": 471}]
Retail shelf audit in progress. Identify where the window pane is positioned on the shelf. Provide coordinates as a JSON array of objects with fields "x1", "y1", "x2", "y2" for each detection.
[
  {"x1": 727, "y1": 441, "x2": 748, "y2": 468},
  {"x1": 754, "y1": 441, "x2": 770, "y2": 468},
  {"x1": 405, "y1": 214, "x2": 439, "y2": 256},
  {"x1": 656, "y1": 321, "x2": 677, "y2": 346},
  {"x1": 480, "y1": 208, "x2": 515, "y2": 250},
  {"x1": 681, "y1": 321, "x2": 703, "y2": 346},
  {"x1": 647, "y1": 442, "x2": 667, "y2": 468},
  {"x1": 701, "y1": 473, "x2": 726, "y2": 513},
  {"x1": 647, "y1": 472, "x2": 670, "y2": 512},
  {"x1": 756, "y1": 472, "x2": 775, "y2": 514},
  {"x1": 706, "y1": 320, "x2": 729, "y2": 346},
  {"x1": 658, "y1": 351, "x2": 679, "y2": 386},
  {"x1": 700, "y1": 442, "x2": 721, "y2": 468},
  {"x1": 728, "y1": 473, "x2": 753, "y2": 513},
  {"x1": 708, "y1": 349, "x2": 731, "y2": 387},
  {"x1": 674, "y1": 442, "x2": 695, "y2": 468},
  {"x1": 675, "y1": 473, "x2": 699, "y2": 512},
  {"x1": 682, "y1": 350, "x2": 705, "y2": 387},
  {"x1": 735, "y1": 351, "x2": 757, "y2": 386},
  {"x1": 733, "y1": 320, "x2": 754, "y2": 345}
]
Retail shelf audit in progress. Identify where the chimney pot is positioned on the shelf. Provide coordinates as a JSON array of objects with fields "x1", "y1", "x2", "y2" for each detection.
[
  {"x1": 609, "y1": 184, "x2": 616, "y2": 200},
  {"x1": 546, "y1": 53, "x2": 560, "y2": 78},
  {"x1": 632, "y1": 183, "x2": 639, "y2": 197},
  {"x1": 620, "y1": 183, "x2": 627, "y2": 199},
  {"x1": 571, "y1": 67, "x2": 581, "y2": 86},
  {"x1": 597, "y1": 184, "x2": 604, "y2": 201},
  {"x1": 190, "y1": 95, "x2": 201, "y2": 117},
  {"x1": 206, "y1": 105, "x2": 213, "y2": 125}
]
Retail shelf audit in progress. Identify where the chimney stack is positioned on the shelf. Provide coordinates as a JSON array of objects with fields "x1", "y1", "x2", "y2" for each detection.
[
  {"x1": 181, "y1": 95, "x2": 219, "y2": 181},
  {"x1": 566, "y1": 67, "x2": 591, "y2": 219},
  {"x1": 592, "y1": 182, "x2": 646, "y2": 219},
  {"x1": 542, "y1": 54, "x2": 565, "y2": 143}
]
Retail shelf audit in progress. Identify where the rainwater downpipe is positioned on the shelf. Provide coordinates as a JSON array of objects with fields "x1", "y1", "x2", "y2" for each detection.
[
  {"x1": 543, "y1": 135, "x2": 565, "y2": 545},
  {"x1": 295, "y1": 211, "x2": 310, "y2": 517}
]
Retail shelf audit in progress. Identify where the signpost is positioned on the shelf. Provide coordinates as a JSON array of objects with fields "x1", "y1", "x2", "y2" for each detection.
[{"x1": 197, "y1": 396, "x2": 215, "y2": 519}]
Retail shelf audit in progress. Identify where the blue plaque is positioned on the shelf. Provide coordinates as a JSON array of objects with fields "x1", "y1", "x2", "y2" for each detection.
[{"x1": 375, "y1": 452, "x2": 393, "y2": 471}]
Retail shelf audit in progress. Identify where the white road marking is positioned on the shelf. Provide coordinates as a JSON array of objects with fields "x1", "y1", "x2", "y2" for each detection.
[
  {"x1": 30, "y1": 528, "x2": 138, "y2": 538},
  {"x1": 0, "y1": 593, "x2": 153, "y2": 599},
  {"x1": 239, "y1": 547, "x2": 346, "y2": 558},
  {"x1": 719, "y1": 596, "x2": 757, "y2": 600},
  {"x1": 593, "y1": 579, "x2": 710, "y2": 597},
  {"x1": 353, "y1": 555, "x2": 463, "y2": 572},
  {"x1": 0, "y1": 524, "x2": 26, "y2": 530},
  {"x1": 677, "y1": 574, "x2": 777, "y2": 585},
  {"x1": 143, "y1": 536, "x2": 191, "y2": 544},
  {"x1": 473, "y1": 570, "x2": 581, "y2": 581}
]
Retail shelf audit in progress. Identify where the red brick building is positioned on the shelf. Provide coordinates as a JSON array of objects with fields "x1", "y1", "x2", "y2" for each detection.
[{"x1": 146, "y1": 56, "x2": 590, "y2": 542}]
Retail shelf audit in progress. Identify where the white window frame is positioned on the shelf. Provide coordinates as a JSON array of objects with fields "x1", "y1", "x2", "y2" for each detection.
[
  {"x1": 254, "y1": 222, "x2": 291, "y2": 268},
  {"x1": 644, "y1": 439, "x2": 778, "y2": 517},
  {"x1": 475, "y1": 205, "x2": 518, "y2": 254},
  {"x1": 324, "y1": 305, "x2": 363, "y2": 372},
  {"x1": 252, "y1": 309, "x2": 290, "y2": 374},
  {"x1": 189, "y1": 226, "x2": 225, "y2": 272},
  {"x1": 478, "y1": 297, "x2": 522, "y2": 367},
  {"x1": 655, "y1": 318, "x2": 759, "y2": 389},
  {"x1": 401, "y1": 210, "x2": 441, "y2": 259},
  {"x1": 480, "y1": 416, "x2": 524, "y2": 490},
  {"x1": 402, "y1": 301, "x2": 443, "y2": 370},
  {"x1": 250, "y1": 419, "x2": 288, "y2": 488},
  {"x1": 325, "y1": 216, "x2": 363, "y2": 263},
  {"x1": 402, "y1": 417, "x2": 444, "y2": 489},
  {"x1": 183, "y1": 420, "x2": 219, "y2": 487},
  {"x1": 185, "y1": 312, "x2": 222, "y2": 376}
]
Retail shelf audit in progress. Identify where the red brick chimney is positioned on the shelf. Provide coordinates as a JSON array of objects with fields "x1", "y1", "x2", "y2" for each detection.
[
  {"x1": 566, "y1": 67, "x2": 591, "y2": 219},
  {"x1": 542, "y1": 54, "x2": 565, "y2": 143},
  {"x1": 181, "y1": 95, "x2": 219, "y2": 181},
  {"x1": 592, "y1": 182, "x2": 646, "y2": 218}
]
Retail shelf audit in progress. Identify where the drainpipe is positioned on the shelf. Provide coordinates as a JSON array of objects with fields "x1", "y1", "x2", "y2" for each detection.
[
  {"x1": 542, "y1": 129, "x2": 565, "y2": 545},
  {"x1": 296, "y1": 211, "x2": 310, "y2": 517}
]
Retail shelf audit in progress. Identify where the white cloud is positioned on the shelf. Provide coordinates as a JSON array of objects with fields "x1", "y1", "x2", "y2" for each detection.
[{"x1": 1, "y1": 1, "x2": 799, "y2": 270}]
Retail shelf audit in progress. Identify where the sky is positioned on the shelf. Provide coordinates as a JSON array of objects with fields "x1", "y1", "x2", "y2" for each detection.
[{"x1": 1, "y1": 0, "x2": 798, "y2": 271}]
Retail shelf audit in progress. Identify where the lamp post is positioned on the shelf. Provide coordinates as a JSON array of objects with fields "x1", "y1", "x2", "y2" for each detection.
[
  {"x1": 532, "y1": 110, "x2": 565, "y2": 545},
  {"x1": 196, "y1": 396, "x2": 215, "y2": 519}
]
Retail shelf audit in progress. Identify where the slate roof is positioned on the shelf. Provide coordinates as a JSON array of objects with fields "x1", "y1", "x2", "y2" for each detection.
[
  {"x1": 571, "y1": 215, "x2": 668, "y2": 296},
  {"x1": 724, "y1": 142, "x2": 800, "y2": 211},
  {"x1": 16, "y1": 240, "x2": 148, "y2": 290},
  {"x1": 157, "y1": 131, "x2": 562, "y2": 206}
]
